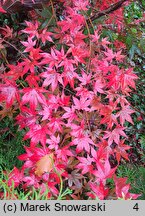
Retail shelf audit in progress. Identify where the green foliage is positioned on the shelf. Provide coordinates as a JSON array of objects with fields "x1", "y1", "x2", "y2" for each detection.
[
  {"x1": 0, "y1": 166, "x2": 72, "y2": 200},
  {"x1": 139, "y1": 135, "x2": 145, "y2": 150},
  {"x1": 117, "y1": 164, "x2": 145, "y2": 200},
  {"x1": 0, "y1": 118, "x2": 26, "y2": 170},
  {"x1": 124, "y1": 1, "x2": 145, "y2": 58},
  {"x1": 121, "y1": 1, "x2": 145, "y2": 167},
  {"x1": 0, "y1": 12, "x2": 28, "y2": 30},
  {"x1": 124, "y1": 2, "x2": 143, "y2": 22},
  {"x1": 0, "y1": 0, "x2": 144, "y2": 200}
]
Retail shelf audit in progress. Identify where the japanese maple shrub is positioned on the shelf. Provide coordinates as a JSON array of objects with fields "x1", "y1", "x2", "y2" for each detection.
[{"x1": 0, "y1": 0, "x2": 141, "y2": 199}]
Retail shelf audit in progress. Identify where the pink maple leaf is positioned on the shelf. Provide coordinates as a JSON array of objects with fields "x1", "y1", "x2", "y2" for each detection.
[
  {"x1": 73, "y1": 0, "x2": 89, "y2": 11},
  {"x1": 71, "y1": 133, "x2": 95, "y2": 153},
  {"x1": 77, "y1": 71, "x2": 92, "y2": 85},
  {"x1": 120, "y1": 68, "x2": 138, "y2": 92},
  {"x1": 8, "y1": 167, "x2": 23, "y2": 188},
  {"x1": 21, "y1": 37, "x2": 36, "y2": 52},
  {"x1": 41, "y1": 68, "x2": 60, "y2": 92},
  {"x1": 46, "y1": 135, "x2": 60, "y2": 151},
  {"x1": 91, "y1": 30, "x2": 100, "y2": 43},
  {"x1": 76, "y1": 155, "x2": 94, "y2": 174},
  {"x1": 104, "y1": 48, "x2": 116, "y2": 62},
  {"x1": 94, "y1": 79, "x2": 105, "y2": 94},
  {"x1": 56, "y1": 146, "x2": 74, "y2": 162},
  {"x1": 104, "y1": 126, "x2": 127, "y2": 146},
  {"x1": 21, "y1": 88, "x2": 46, "y2": 110},
  {"x1": 93, "y1": 160, "x2": 117, "y2": 183},
  {"x1": 117, "y1": 105, "x2": 134, "y2": 126},
  {"x1": 62, "y1": 106, "x2": 77, "y2": 123},
  {"x1": 48, "y1": 117, "x2": 64, "y2": 133},
  {"x1": 39, "y1": 29, "x2": 53, "y2": 44},
  {"x1": 115, "y1": 50, "x2": 125, "y2": 62},
  {"x1": 0, "y1": 83, "x2": 20, "y2": 107},
  {"x1": 73, "y1": 96, "x2": 90, "y2": 111},
  {"x1": 38, "y1": 105, "x2": 52, "y2": 121}
]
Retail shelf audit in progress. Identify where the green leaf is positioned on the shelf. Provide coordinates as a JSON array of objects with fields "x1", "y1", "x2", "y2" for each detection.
[{"x1": 129, "y1": 44, "x2": 141, "y2": 60}]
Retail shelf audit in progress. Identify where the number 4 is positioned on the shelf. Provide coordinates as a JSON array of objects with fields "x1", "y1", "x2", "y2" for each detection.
[{"x1": 133, "y1": 203, "x2": 139, "y2": 211}]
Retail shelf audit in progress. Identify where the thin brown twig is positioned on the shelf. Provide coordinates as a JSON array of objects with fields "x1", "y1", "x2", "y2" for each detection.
[
  {"x1": 130, "y1": 105, "x2": 145, "y2": 118},
  {"x1": 50, "y1": 0, "x2": 58, "y2": 23},
  {"x1": 2, "y1": 38, "x2": 26, "y2": 59},
  {"x1": 89, "y1": 0, "x2": 128, "y2": 22}
]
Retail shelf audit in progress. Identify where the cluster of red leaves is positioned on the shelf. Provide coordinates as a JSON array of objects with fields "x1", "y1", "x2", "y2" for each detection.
[{"x1": 0, "y1": 0, "x2": 141, "y2": 199}]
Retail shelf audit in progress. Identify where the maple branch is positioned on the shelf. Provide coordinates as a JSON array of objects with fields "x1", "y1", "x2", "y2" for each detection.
[
  {"x1": 90, "y1": 0, "x2": 128, "y2": 22},
  {"x1": 138, "y1": 0, "x2": 145, "y2": 10},
  {"x1": 2, "y1": 38, "x2": 26, "y2": 58},
  {"x1": 130, "y1": 105, "x2": 145, "y2": 118}
]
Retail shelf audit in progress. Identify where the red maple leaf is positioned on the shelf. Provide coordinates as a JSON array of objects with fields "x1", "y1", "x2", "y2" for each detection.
[
  {"x1": 114, "y1": 176, "x2": 141, "y2": 200},
  {"x1": 91, "y1": 146, "x2": 108, "y2": 164},
  {"x1": 39, "y1": 29, "x2": 53, "y2": 44},
  {"x1": 0, "y1": 25, "x2": 13, "y2": 38},
  {"x1": 24, "y1": 124, "x2": 50, "y2": 147},
  {"x1": 0, "y1": 6, "x2": 6, "y2": 13},
  {"x1": 25, "y1": 74, "x2": 40, "y2": 88},
  {"x1": 114, "y1": 139, "x2": 131, "y2": 163},
  {"x1": 8, "y1": 167, "x2": 23, "y2": 188},
  {"x1": 70, "y1": 46, "x2": 89, "y2": 64},
  {"x1": 5, "y1": 63, "x2": 23, "y2": 80},
  {"x1": 100, "y1": 104, "x2": 118, "y2": 129},
  {"x1": 22, "y1": 21, "x2": 39, "y2": 38},
  {"x1": 89, "y1": 181, "x2": 109, "y2": 200},
  {"x1": 16, "y1": 106, "x2": 37, "y2": 129},
  {"x1": 20, "y1": 49, "x2": 41, "y2": 74}
]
